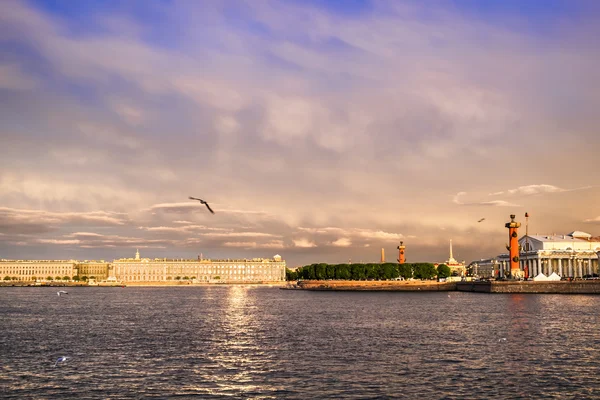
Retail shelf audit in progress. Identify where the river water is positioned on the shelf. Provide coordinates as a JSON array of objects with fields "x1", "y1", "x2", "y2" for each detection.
[{"x1": 1, "y1": 286, "x2": 599, "y2": 399}]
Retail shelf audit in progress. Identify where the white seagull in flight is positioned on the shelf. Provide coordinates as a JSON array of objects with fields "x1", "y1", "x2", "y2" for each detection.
[
  {"x1": 57, "y1": 291, "x2": 68, "y2": 296},
  {"x1": 54, "y1": 356, "x2": 69, "y2": 367}
]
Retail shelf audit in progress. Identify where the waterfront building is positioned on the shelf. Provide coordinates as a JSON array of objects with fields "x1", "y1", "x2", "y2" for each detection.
[
  {"x1": 75, "y1": 261, "x2": 111, "y2": 280},
  {"x1": 515, "y1": 231, "x2": 600, "y2": 278},
  {"x1": 1, "y1": 251, "x2": 286, "y2": 284},
  {"x1": 472, "y1": 231, "x2": 600, "y2": 279},
  {"x1": 112, "y1": 251, "x2": 286, "y2": 283},
  {"x1": 0, "y1": 260, "x2": 76, "y2": 281},
  {"x1": 466, "y1": 258, "x2": 497, "y2": 278}
]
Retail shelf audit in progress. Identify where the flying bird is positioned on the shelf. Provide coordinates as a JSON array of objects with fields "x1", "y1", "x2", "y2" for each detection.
[
  {"x1": 57, "y1": 290, "x2": 68, "y2": 296},
  {"x1": 54, "y1": 356, "x2": 69, "y2": 367},
  {"x1": 478, "y1": 218, "x2": 486, "y2": 223},
  {"x1": 189, "y1": 197, "x2": 215, "y2": 214}
]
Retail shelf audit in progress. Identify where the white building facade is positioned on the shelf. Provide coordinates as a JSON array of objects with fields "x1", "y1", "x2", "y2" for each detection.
[{"x1": 492, "y1": 231, "x2": 600, "y2": 279}]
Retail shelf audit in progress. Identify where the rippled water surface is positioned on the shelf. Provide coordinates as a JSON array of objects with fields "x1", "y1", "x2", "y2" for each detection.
[{"x1": 1, "y1": 286, "x2": 600, "y2": 399}]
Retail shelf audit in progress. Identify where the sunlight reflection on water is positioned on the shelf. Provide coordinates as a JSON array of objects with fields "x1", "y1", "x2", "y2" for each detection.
[{"x1": 1, "y1": 287, "x2": 600, "y2": 399}]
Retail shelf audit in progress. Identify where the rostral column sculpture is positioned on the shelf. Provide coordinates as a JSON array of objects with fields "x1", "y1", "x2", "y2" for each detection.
[{"x1": 505, "y1": 214, "x2": 521, "y2": 279}]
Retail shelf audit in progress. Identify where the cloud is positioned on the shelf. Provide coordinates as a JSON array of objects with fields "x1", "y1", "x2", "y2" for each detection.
[
  {"x1": 453, "y1": 192, "x2": 467, "y2": 204},
  {"x1": 35, "y1": 239, "x2": 81, "y2": 245},
  {"x1": 0, "y1": 63, "x2": 38, "y2": 90},
  {"x1": 0, "y1": 207, "x2": 128, "y2": 235},
  {"x1": 584, "y1": 217, "x2": 600, "y2": 223},
  {"x1": 478, "y1": 200, "x2": 522, "y2": 207},
  {"x1": 490, "y1": 184, "x2": 593, "y2": 197},
  {"x1": 223, "y1": 241, "x2": 257, "y2": 248},
  {"x1": 452, "y1": 193, "x2": 520, "y2": 207},
  {"x1": 293, "y1": 239, "x2": 317, "y2": 248},
  {"x1": 331, "y1": 238, "x2": 352, "y2": 247}
]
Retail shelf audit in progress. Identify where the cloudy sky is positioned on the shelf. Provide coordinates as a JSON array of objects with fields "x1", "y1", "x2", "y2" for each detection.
[{"x1": 1, "y1": 0, "x2": 599, "y2": 267}]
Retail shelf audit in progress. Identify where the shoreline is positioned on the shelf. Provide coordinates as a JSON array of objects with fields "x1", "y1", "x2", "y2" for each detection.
[
  {"x1": 291, "y1": 280, "x2": 456, "y2": 291},
  {"x1": 285, "y1": 279, "x2": 600, "y2": 294},
  {"x1": 0, "y1": 281, "x2": 284, "y2": 288}
]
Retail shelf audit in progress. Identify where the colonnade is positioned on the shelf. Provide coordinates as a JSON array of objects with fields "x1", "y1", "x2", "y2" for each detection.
[{"x1": 497, "y1": 254, "x2": 599, "y2": 279}]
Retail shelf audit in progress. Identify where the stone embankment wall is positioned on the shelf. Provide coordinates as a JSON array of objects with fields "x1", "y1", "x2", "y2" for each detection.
[
  {"x1": 296, "y1": 280, "x2": 457, "y2": 291},
  {"x1": 457, "y1": 281, "x2": 600, "y2": 294}
]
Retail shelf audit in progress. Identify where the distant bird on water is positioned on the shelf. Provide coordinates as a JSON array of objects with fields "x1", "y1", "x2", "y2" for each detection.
[
  {"x1": 478, "y1": 218, "x2": 486, "y2": 223},
  {"x1": 57, "y1": 290, "x2": 68, "y2": 296},
  {"x1": 54, "y1": 356, "x2": 69, "y2": 367},
  {"x1": 189, "y1": 197, "x2": 215, "y2": 214}
]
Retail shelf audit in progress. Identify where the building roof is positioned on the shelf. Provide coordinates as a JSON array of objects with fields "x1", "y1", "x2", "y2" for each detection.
[
  {"x1": 567, "y1": 231, "x2": 592, "y2": 239},
  {"x1": 526, "y1": 232, "x2": 600, "y2": 243}
]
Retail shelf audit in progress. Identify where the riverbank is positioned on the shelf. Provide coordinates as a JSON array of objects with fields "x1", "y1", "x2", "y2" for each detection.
[
  {"x1": 289, "y1": 280, "x2": 457, "y2": 291},
  {"x1": 0, "y1": 281, "x2": 283, "y2": 288},
  {"x1": 283, "y1": 279, "x2": 600, "y2": 294},
  {"x1": 124, "y1": 281, "x2": 283, "y2": 287},
  {"x1": 457, "y1": 280, "x2": 600, "y2": 294}
]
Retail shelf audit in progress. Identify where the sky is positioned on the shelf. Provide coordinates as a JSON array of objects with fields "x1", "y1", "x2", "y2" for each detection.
[{"x1": 1, "y1": 0, "x2": 599, "y2": 267}]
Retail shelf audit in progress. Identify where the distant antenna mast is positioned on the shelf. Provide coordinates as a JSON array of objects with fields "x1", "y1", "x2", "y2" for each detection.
[{"x1": 525, "y1": 212, "x2": 529, "y2": 278}]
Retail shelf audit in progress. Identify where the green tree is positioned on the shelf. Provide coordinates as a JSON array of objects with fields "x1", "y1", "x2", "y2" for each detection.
[
  {"x1": 315, "y1": 263, "x2": 327, "y2": 279},
  {"x1": 413, "y1": 263, "x2": 437, "y2": 280},
  {"x1": 286, "y1": 268, "x2": 298, "y2": 281},
  {"x1": 63, "y1": 276, "x2": 70, "y2": 281},
  {"x1": 47, "y1": 276, "x2": 53, "y2": 281},
  {"x1": 381, "y1": 263, "x2": 399, "y2": 280},
  {"x1": 398, "y1": 263, "x2": 413, "y2": 280},
  {"x1": 334, "y1": 264, "x2": 351, "y2": 280},
  {"x1": 175, "y1": 276, "x2": 181, "y2": 280},
  {"x1": 4, "y1": 276, "x2": 11, "y2": 281},
  {"x1": 351, "y1": 264, "x2": 367, "y2": 280},
  {"x1": 81, "y1": 276, "x2": 88, "y2": 281},
  {"x1": 183, "y1": 276, "x2": 190, "y2": 280},
  {"x1": 437, "y1": 264, "x2": 451, "y2": 279},
  {"x1": 364, "y1": 264, "x2": 377, "y2": 280},
  {"x1": 326, "y1": 264, "x2": 336, "y2": 279}
]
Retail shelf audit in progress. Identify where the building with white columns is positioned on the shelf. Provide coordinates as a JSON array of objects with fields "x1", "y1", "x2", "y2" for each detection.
[{"x1": 493, "y1": 231, "x2": 600, "y2": 279}]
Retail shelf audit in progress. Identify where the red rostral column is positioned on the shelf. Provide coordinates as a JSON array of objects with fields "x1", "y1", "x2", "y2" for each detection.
[
  {"x1": 505, "y1": 214, "x2": 521, "y2": 279},
  {"x1": 397, "y1": 241, "x2": 406, "y2": 264}
]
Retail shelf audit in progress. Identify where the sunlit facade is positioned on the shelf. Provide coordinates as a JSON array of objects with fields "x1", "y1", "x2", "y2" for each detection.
[
  {"x1": 1, "y1": 251, "x2": 286, "y2": 283},
  {"x1": 112, "y1": 251, "x2": 286, "y2": 283},
  {"x1": 76, "y1": 261, "x2": 111, "y2": 280},
  {"x1": 514, "y1": 231, "x2": 600, "y2": 278},
  {"x1": 0, "y1": 260, "x2": 77, "y2": 281},
  {"x1": 470, "y1": 231, "x2": 600, "y2": 279}
]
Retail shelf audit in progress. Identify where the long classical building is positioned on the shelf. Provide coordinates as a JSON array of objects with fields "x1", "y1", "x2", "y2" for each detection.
[
  {"x1": 1, "y1": 250, "x2": 286, "y2": 283},
  {"x1": 469, "y1": 231, "x2": 600, "y2": 279},
  {"x1": 0, "y1": 260, "x2": 77, "y2": 281},
  {"x1": 112, "y1": 250, "x2": 286, "y2": 283}
]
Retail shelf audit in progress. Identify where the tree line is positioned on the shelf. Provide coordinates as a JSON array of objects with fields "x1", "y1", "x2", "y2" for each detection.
[{"x1": 286, "y1": 263, "x2": 452, "y2": 281}]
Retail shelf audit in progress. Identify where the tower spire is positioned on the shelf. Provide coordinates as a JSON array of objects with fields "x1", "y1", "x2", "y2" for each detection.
[{"x1": 449, "y1": 239, "x2": 453, "y2": 260}]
